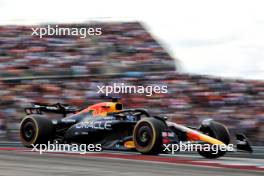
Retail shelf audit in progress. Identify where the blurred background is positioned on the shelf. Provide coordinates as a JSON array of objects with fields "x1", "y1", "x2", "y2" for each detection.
[{"x1": 0, "y1": 0, "x2": 263, "y2": 145}]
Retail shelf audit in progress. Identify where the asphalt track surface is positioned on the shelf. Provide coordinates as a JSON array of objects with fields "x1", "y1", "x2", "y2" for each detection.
[{"x1": 0, "y1": 147, "x2": 263, "y2": 176}]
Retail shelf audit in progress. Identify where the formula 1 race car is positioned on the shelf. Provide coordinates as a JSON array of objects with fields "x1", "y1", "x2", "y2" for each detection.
[{"x1": 20, "y1": 98, "x2": 253, "y2": 158}]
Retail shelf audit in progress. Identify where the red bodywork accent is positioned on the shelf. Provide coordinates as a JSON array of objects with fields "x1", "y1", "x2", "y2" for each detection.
[
  {"x1": 77, "y1": 102, "x2": 108, "y2": 116},
  {"x1": 186, "y1": 132, "x2": 201, "y2": 141}
]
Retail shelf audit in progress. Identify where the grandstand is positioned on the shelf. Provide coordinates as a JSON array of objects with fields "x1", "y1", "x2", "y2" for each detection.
[{"x1": 0, "y1": 22, "x2": 176, "y2": 78}]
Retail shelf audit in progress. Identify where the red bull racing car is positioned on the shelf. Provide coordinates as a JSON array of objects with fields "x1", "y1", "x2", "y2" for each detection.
[{"x1": 20, "y1": 98, "x2": 253, "y2": 158}]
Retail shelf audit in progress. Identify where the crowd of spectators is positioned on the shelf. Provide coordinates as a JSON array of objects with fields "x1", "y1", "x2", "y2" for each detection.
[
  {"x1": 0, "y1": 22, "x2": 175, "y2": 78},
  {"x1": 0, "y1": 22, "x2": 263, "y2": 145}
]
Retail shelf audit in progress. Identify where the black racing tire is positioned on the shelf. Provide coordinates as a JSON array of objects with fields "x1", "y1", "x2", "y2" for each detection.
[
  {"x1": 198, "y1": 120, "x2": 230, "y2": 159},
  {"x1": 133, "y1": 118, "x2": 166, "y2": 155},
  {"x1": 20, "y1": 115, "x2": 54, "y2": 148}
]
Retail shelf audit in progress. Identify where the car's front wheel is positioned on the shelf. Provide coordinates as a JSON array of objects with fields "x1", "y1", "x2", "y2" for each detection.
[
  {"x1": 133, "y1": 118, "x2": 166, "y2": 155},
  {"x1": 198, "y1": 120, "x2": 230, "y2": 159}
]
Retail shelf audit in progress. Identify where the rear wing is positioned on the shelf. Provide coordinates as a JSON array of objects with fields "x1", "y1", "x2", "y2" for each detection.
[{"x1": 24, "y1": 103, "x2": 78, "y2": 117}]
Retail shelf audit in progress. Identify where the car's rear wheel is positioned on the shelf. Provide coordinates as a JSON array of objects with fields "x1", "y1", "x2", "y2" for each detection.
[
  {"x1": 20, "y1": 115, "x2": 54, "y2": 147},
  {"x1": 133, "y1": 118, "x2": 166, "y2": 155},
  {"x1": 198, "y1": 120, "x2": 230, "y2": 159}
]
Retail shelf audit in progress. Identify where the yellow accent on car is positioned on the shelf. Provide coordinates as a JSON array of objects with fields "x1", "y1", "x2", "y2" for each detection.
[
  {"x1": 124, "y1": 141, "x2": 135, "y2": 149},
  {"x1": 199, "y1": 133, "x2": 225, "y2": 145}
]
